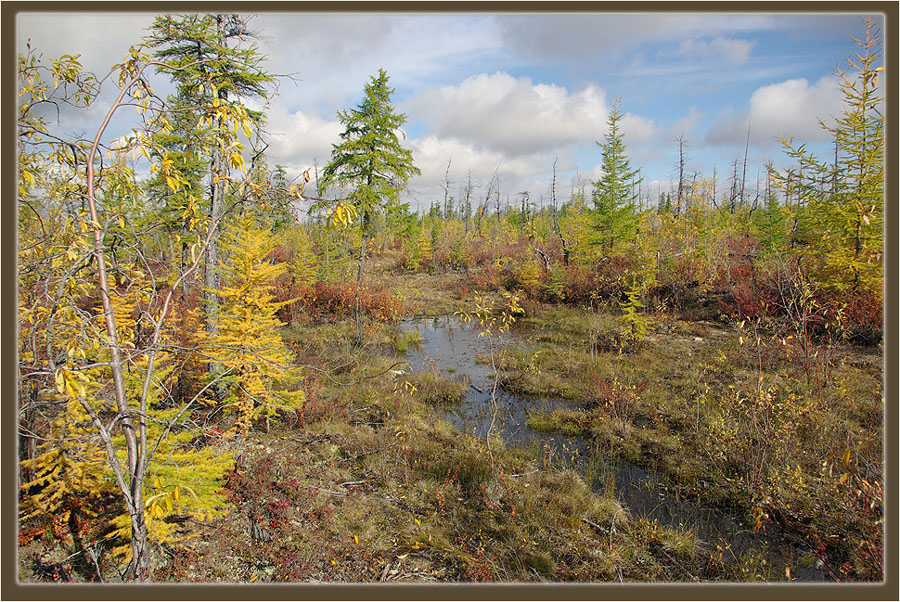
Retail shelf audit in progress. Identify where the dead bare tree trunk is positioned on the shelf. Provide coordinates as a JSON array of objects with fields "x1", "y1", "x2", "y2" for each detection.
[
  {"x1": 548, "y1": 158, "x2": 571, "y2": 266},
  {"x1": 676, "y1": 134, "x2": 685, "y2": 218},
  {"x1": 464, "y1": 168, "x2": 472, "y2": 234},
  {"x1": 471, "y1": 169, "x2": 497, "y2": 240},
  {"x1": 740, "y1": 115, "x2": 751, "y2": 208},
  {"x1": 441, "y1": 157, "x2": 452, "y2": 219}
]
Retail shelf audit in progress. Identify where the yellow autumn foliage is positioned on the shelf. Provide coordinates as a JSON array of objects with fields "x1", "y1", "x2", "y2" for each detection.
[{"x1": 207, "y1": 215, "x2": 305, "y2": 436}]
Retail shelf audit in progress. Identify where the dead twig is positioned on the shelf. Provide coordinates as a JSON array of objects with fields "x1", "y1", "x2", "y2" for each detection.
[
  {"x1": 658, "y1": 546, "x2": 700, "y2": 582},
  {"x1": 581, "y1": 517, "x2": 608, "y2": 533}
]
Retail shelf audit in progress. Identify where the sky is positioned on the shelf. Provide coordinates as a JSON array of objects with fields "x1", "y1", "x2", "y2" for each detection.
[{"x1": 16, "y1": 9, "x2": 885, "y2": 212}]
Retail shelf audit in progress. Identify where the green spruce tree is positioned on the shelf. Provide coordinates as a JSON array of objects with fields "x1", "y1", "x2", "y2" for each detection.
[
  {"x1": 322, "y1": 68, "x2": 420, "y2": 237},
  {"x1": 145, "y1": 13, "x2": 275, "y2": 336},
  {"x1": 591, "y1": 98, "x2": 642, "y2": 254},
  {"x1": 320, "y1": 68, "x2": 420, "y2": 338}
]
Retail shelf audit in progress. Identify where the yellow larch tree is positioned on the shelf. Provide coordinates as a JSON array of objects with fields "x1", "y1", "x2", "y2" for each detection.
[{"x1": 207, "y1": 214, "x2": 305, "y2": 436}]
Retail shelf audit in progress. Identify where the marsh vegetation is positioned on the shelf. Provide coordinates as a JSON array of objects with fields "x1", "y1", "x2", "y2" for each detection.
[{"x1": 16, "y1": 13, "x2": 883, "y2": 585}]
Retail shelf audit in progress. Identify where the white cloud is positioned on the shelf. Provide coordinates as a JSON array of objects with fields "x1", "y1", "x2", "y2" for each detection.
[
  {"x1": 258, "y1": 106, "x2": 343, "y2": 179},
  {"x1": 405, "y1": 135, "x2": 574, "y2": 209},
  {"x1": 254, "y1": 13, "x2": 507, "y2": 115},
  {"x1": 496, "y1": 13, "x2": 865, "y2": 67},
  {"x1": 403, "y1": 72, "x2": 609, "y2": 157},
  {"x1": 705, "y1": 76, "x2": 843, "y2": 147},
  {"x1": 15, "y1": 11, "x2": 870, "y2": 208},
  {"x1": 677, "y1": 37, "x2": 755, "y2": 65},
  {"x1": 667, "y1": 107, "x2": 705, "y2": 139},
  {"x1": 497, "y1": 14, "x2": 778, "y2": 64},
  {"x1": 412, "y1": 136, "x2": 536, "y2": 184},
  {"x1": 621, "y1": 113, "x2": 658, "y2": 144},
  {"x1": 17, "y1": 12, "x2": 156, "y2": 71}
]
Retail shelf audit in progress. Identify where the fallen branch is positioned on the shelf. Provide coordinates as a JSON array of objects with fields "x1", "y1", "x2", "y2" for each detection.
[
  {"x1": 308, "y1": 485, "x2": 347, "y2": 497},
  {"x1": 581, "y1": 517, "x2": 608, "y2": 533}
]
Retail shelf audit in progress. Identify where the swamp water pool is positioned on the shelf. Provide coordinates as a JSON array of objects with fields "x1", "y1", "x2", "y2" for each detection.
[{"x1": 399, "y1": 315, "x2": 826, "y2": 581}]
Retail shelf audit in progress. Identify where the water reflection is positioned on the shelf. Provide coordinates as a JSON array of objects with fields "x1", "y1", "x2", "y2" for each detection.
[{"x1": 399, "y1": 316, "x2": 825, "y2": 581}]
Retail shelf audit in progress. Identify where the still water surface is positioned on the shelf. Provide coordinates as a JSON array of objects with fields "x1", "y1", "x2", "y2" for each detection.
[{"x1": 400, "y1": 315, "x2": 825, "y2": 581}]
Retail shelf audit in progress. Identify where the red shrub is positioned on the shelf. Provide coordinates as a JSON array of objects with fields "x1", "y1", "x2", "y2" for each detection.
[
  {"x1": 466, "y1": 239, "x2": 494, "y2": 268},
  {"x1": 471, "y1": 264, "x2": 504, "y2": 291},
  {"x1": 302, "y1": 282, "x2": 405, "y2": 322},
  {"x1": 563, "y1": 256, "x2": 635, "y2": 306},
  {"x1": 820, "y1": 288, "x2": 883, "y2": 344},
  {"x1": 297, "y1": 375, "x2": 349, "y2": 426},
  {"x1": 562, "y1": 264, "x2": 599, "y2": 305},
  {"x1": 835, "y1": 289, "x2": 882, "y2": 330}
]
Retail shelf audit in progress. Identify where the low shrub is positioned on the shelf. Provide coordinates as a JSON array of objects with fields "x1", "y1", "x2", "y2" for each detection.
[{"x1": 300, "y1": 282, "x2": 405, "y2": 322}]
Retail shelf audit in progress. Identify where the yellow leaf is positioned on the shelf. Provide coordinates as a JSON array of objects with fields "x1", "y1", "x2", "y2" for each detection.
[
  {"x1": 353, "y1": 534, "x2": 359, "y2": 545},
  {"x1": 249, "y1": 575, "x2": 258, "y2": 583},
  {"x1": 64, "y1": 377, "x2": 77, "y2": 399},
  {"x1": 173, "y1": 485, "x2": 181, "y2": 501},
  {"x1": 843, "y1": 448, "x2": 852, "y2": 466}
]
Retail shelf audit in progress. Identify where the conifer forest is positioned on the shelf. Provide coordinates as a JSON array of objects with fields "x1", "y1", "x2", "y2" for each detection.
[{"x1": 15, "y1": 11, "x2": 885, "y2": 587}]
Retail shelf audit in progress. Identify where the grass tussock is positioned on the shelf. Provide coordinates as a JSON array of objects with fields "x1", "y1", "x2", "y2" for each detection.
[{"x1": 404, "y1": 372, "x2": 468, "y2": 406}]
